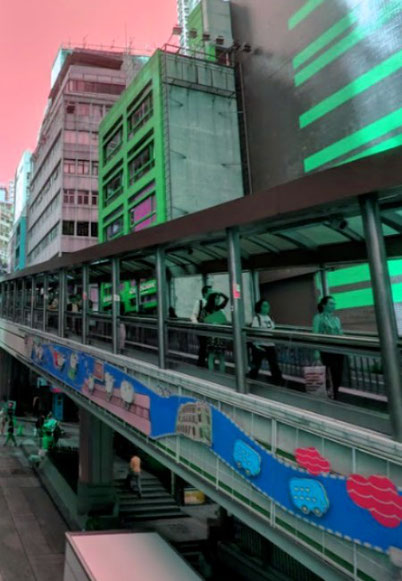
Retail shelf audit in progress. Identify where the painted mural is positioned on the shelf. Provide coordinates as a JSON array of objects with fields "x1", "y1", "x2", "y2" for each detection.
[{"x1": 25, "y1": 336, "x2": 402, "y2": 554}]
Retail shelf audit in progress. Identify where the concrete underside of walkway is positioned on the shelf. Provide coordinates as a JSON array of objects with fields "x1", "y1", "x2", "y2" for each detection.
[{"x1": 0, "y1": 447, "x2": 67, "y2": 581}]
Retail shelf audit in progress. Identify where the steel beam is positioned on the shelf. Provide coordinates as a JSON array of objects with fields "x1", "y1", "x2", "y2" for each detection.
[
  {"x1": 156, "y1": 247, "x2": 167, "y2": 369},
  {"x1": 111, "y1": 258, "x2": 119, "y2": 355},
  {"x1": 30, "y1": 276, "x2": 35, "y2": 327},
  {"x1": 82, "y1": 264, "x2": 89, "y2": 345},
  {"x1": 360, "y1": 194, "x2": 402, "y2": 441},
  {"x1": 58, "y1": 270, "x2": 66, "y2": 338},
  {"x1": 319, "y1": 265, "x2": 329, "y2": 297},
  {"x1": 227, "y1": 227, "x2": 248, "y2": 394},
  {"x1": 43, "y1": 275, "x2": 48, "y2": 332}
]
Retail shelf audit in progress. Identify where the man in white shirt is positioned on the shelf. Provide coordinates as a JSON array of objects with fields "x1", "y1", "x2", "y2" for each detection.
[{"x1": 191, "y1": 285, "x2": 212, "y2": 367}]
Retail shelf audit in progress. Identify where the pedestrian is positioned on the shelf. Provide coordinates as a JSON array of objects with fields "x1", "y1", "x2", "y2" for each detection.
[
  {"x1": 248, "y1": 299, "x2": 283, "y2": 385},
  {"x1": 126, "y1": 454, "x2": 142, "y2": 498},
  {"x1": 119, "y1": 302, "x2": 126, "y2": 353},
  {"x1": 313, "y1": 295, "x2": 344, "y2": 399},
  {"x1": 204, "y1": 291, "x2": 229, "y2": 373},
  {"x1": 4, "y1": 419, "x2": 17, "y2": 447},
  {"x1": 35, "y1": 414, "x2": 45, "y2": 447},
  {"x1": 191, "y1": 285, "x2": 212, "y2": 367},
  {"x1": 0, "y1": 396, "x2": 7, "y2": 436}
]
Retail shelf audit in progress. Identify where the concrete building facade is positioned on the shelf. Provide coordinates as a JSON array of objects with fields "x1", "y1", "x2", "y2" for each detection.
[
  {"x1": 26, "y1": 49, "x2": 146, "y2": 266},
  {"x1": 98, "y1": 48, "x2": 243, "y2": 243},
  {"x1": 9, "y1": 151, "x2": 32, "y2": 272}
]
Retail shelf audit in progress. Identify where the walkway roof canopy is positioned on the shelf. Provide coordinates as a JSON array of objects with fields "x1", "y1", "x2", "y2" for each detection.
[{"x1": 2, "y1": 147, "x2": 402, "y2": 283}]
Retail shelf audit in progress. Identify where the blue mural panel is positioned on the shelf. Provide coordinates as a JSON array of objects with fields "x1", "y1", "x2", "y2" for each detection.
[{"x1": 25, "y1": 336, "x2": 402, "y2": 553}]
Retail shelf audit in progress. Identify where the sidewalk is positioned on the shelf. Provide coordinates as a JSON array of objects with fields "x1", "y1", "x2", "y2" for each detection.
[{"x1": 0, "y1": 443, "x2": 67, "y2": 581}]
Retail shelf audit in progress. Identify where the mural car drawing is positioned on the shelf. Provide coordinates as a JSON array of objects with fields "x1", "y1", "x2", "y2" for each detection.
[
  {"x1": 289, "y1": 478, "x2": 330, "y2": 518},
  {"x1": 233, "y1": 439, "x2": 261, "y2": 477}
]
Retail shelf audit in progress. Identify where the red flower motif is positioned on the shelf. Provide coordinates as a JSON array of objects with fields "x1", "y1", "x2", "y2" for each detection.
[
  {"x1": 295, "y1": 447, "x2": 331, "y2": 475},
  {"x1": 346, "y1": 474, "x2": 402, "y2": 528}
]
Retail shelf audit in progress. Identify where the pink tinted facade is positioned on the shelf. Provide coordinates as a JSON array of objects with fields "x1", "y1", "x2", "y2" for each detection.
[{"x1": 27, "y1": 49, "x2": 146, "y2": 266}]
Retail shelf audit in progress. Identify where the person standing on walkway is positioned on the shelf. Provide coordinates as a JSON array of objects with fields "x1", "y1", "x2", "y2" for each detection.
[
  {"x1": 248, "y1": 300, "x2": 283, "y2": 385},
  {"x1": 4, "y1": 418, "x2": 17, "y2": 447},
  {"x1": 313, "y1": 295, "x2": 344, "y2": 399},
  {"x1": 191, "y1": 285, "x2": 212, "y2": 367},
  {"x1": 204, "y1": 292, "x2": 229, "y2": 374},
  {"x1": 126, "y1": 454, "x2": 142, "y2": 498}
]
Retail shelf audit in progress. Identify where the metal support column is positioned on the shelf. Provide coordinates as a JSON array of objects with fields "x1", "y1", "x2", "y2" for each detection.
[
  {"x1": 227, "y1": 227, "x2": 247, "y2": 394},
  {"x1": 251, "y1": 270, "x2": 260, "y2": 305},
  {"x1": 0, "y1": 283, "x2": 3, "y2": 317},
  {"x1": 30, "y1": 276, "x2": 35, "y2": 327},
  {"x1": 319, "y1": 264, "x2": 329, "y2": 297},
  {"x1": 21, "y1": 278, "x2": 26, "y2": 324},
  {"x1": 156, "y1": 247, "x2": 167, "y2": 369},
  {"x1": 111, "y1": 258, "x2": 119, "y2": 354},
  {"x1": 12, "y1": 281, "x2": 17, "y2": 321},
  {"x1": 360, "y1": 194, "x2": 402, "y2": 441},
  {"x1": 43, "y1": 275, "x2": 48, "y2": 332},
  {"x1": 82, "y1": 264, "x2": 89, "y2": 345},
  {"x1": 58, "y1": 270, "x2": 66, "y2": 338},
  {"x1": 135, "y1": 278, "x2": 141, "y2": 313}
]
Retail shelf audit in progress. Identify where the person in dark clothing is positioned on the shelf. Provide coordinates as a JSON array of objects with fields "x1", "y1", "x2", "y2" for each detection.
[
  {"x1": 313, "y1": 295, "x2": 344, "y2": 399},
  {"x1": 248, "y1": 300, "x2": 283, "y2": 385},
  {"x1": 191, "y1": 285, "x2": 212, "y2": 367},
  {"x1": 4, "y1": 419, "x2": 17, "y2": 446}
]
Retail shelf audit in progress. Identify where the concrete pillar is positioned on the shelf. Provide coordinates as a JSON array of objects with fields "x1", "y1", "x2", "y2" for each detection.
[
  {"x1": 77, "y1": 409, "x2": 116, "y2": 515},
  {"x1": 0, "y1": 349, "x2": 12, "y2": 400},
  {"x1": 227, "y1": 227, "x2": 248, "y2": 394}
]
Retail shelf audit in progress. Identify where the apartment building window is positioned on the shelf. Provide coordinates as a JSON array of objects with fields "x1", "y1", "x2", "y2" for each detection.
[
  {"x1": 91, "y1": 191, "x2": 98, "y2": 205},
  {"x1": 130, "y1": 194, "x2": 156, "y2": 231},
  {"x1": 128, "y1": 92, "x2": 153, "y2": 138},
  {"x1": 77, "y1": 160, "x2": 90, "y2": 175},
  {"x1": 77, "y1": 103, "x2": 90, "y2": 116},
  {"x1": 64, "y1": 130, "x2": 76, "y2": 144},
  {"x1": 77, "y1": 222, "x2": 89, "y2": 236},
  {"x1": 104, "y1": 127, "x2": 123, "y2": 163},
  {"x1": 128, "y1": 180, "x2": 156, "y2": 206},
  {"x1": 68, "y1": 80, "x2": 125, "y2": 96},
  {"x1": 92, "y1": 161, "x2": 99, "y2": 176},
  {"x1": 63, "y1": 189, "x2": 75, "y2": 204},
  {"x1": 63, "y1": 221, "x2": 75, "y2": 235},
  {"x1": 91, "y1": 222, "x2": 98, "y2": 237},
  {"x1": 64, "y1": 159, "x2": 75, "y2": 174},
  {"x1": 77, "y1": 190, "x2": 89, "y2": 205},
  {"x1": 92, "y1": 104, "x2": 103, "y2": 119},
  {"x1": 128, "y1": 142, "x2": 154, "y2": 185},
  {"x1": 104, "y1": 172, "x2": 123, "y2": 205},
  {"x1": 104, "y1": 216, "x2": 124, "y2": 240}
]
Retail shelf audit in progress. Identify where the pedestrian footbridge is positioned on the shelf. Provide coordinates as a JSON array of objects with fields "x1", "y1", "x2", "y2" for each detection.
[{"x1": 1, "y1": 150, "x2": 402, "y2": 580}]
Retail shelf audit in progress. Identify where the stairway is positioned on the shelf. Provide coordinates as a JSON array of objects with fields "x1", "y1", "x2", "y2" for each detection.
[{"x1": 114, "y1": 471, "x2": 187, "y2": 524}]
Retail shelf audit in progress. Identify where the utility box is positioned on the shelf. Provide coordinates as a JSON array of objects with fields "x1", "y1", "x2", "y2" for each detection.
[{"x1": 64, "y1": 531, "x2": 201, "y2": 581}]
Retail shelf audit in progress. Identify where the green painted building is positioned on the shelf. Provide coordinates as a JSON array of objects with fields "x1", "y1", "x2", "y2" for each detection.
[{"x1": 98, "y1": 47, "x2": 243, "y2": 243}]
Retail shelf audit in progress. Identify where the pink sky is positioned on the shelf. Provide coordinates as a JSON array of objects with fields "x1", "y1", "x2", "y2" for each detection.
[{"x1": 0, "y1": 0, "x2": 177, "y2": 185}]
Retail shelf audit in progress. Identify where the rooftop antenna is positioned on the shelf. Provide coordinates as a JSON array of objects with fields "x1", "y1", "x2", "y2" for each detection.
[{"x1": 82, "y1": 35, "x2": 88, "y2": 49}]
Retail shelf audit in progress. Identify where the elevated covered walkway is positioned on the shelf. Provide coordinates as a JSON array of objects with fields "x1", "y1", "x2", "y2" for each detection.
[{"x1": 0, "y1": 149, "x2": 402, "y2": 580}]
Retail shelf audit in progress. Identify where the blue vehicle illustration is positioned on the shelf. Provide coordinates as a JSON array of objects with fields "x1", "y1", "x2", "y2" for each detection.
[
  {"x1": 289, "y1": 478, "x2": 329, "y2": 518},
  {"x1": 233, "y1": 440, "x2": 261, "y2": 477}
]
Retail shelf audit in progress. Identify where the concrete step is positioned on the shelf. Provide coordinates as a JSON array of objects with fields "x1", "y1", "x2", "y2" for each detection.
[
  {"x1": 122, "y1": 508, "x2": 187, "y2": 521},
  {"x1": 119, "y1": 497, "x2": 178, "y2": 508}
]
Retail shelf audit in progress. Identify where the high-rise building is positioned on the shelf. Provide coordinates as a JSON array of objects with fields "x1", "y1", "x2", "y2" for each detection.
[
  {"x1": 0, "y1": 200, "x2": 13, "y2": 273},
  {"x1": 26, "y1": 48, "x2": 147, "y2": 266},
  {"x1": 98, "y1": 45, "x2": 243, "y2": 243},
  {"x1": 9, "y1": 151, "x2": 32, "y2": 272}
]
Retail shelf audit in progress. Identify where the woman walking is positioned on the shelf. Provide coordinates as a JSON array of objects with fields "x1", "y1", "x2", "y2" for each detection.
[
  {"x1": 204, "y1": 292, "x2": 229, "y2": 373},
  {"x1": 313, "y1": 295, "x2": 344, "y2": 399},
  {"x1": 248, "y1": 299, "x2": 283, "y2": 385}
]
